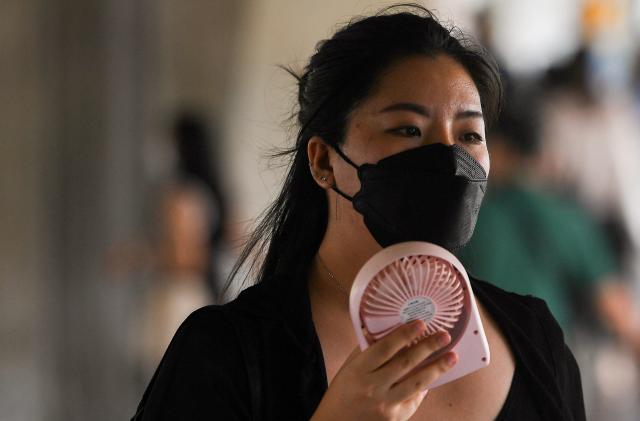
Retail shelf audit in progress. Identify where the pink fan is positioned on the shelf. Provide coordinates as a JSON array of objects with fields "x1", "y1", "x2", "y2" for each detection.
[{"x1": 349, "y1": 241, "x2": 490, "y2": 388}]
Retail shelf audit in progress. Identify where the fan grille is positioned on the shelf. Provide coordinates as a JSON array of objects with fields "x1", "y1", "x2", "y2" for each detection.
[{"x1": 361, "y1": 255, "x2": 468, "y2": 342}]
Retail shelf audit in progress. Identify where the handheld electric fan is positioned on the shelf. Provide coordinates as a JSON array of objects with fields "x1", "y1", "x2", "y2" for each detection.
[{"x1": 349, "y1": 241, "x2": 490, "y2": 389}]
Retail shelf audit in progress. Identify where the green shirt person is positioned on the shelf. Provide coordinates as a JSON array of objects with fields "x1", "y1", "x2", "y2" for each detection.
[{"x1": 458, "y1": 183, "x2": 615, "y2": 332}]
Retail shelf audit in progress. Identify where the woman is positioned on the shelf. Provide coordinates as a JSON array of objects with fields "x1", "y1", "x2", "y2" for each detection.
[
  {"x1": 138, "y1": 112, "x2": 226, "y2": 375},
  {"x1": 132, "y1": 6, "x2": 585, "y2": 420}
]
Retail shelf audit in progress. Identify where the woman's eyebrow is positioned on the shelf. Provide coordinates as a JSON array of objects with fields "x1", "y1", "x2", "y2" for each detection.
[
  {"x1": 455, "y1": 110, "x2": 483, "y2": 120},
  {"x1": 379, "y1": 103, "x2": 483, "y2": 120},
  {"x1": 379, "y1": 102, "x2": 429, "y2": 117}
]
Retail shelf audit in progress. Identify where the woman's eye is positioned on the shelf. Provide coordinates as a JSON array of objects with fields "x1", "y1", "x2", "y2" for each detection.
[
  {"x1": 460, "y1": 132, "x2": 484, "y2": 143},
  {"x1": 390, "y1": 126, "x2": 422, "y2": 138}
]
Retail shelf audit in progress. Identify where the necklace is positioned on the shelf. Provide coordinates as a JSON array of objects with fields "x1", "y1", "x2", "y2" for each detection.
[{"x1": 317, "y1": 254, "x2": 349, "y2": 295}]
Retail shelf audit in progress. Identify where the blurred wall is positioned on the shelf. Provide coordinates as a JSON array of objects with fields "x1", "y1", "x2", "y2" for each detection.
[
  {"x1": 0, "y1": 0, "x2": 243, "y2": 420},
  {"x1": 1, "y1": 1, "x2": 56, "y2": 419}
]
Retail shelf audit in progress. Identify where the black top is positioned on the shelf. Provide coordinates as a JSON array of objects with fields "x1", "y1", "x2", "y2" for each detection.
[{"x1": 132, "y1": 274, "x2": 586, "y2": 420}]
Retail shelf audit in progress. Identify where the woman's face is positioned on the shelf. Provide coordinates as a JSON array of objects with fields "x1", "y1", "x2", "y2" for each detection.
[{"x1": 332, "y1": 54, "x2": 489, "y2": 198}]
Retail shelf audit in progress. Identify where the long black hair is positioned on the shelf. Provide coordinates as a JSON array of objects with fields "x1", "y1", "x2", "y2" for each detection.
[
  {"x1": 173, "y1": 111, "x2": 227, "y2": 245},
  {"x1": 225, "y1": 4, "x2": 502, "y2": 294}
]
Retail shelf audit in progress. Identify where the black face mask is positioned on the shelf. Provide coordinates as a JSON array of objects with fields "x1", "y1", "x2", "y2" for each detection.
[{"x1": 331, "y1": 143, "x2": 487, "y2": 250}]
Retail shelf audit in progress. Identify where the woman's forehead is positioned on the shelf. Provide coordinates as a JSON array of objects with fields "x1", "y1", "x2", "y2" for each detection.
[{"x1": 362, "y1": 55, "x2": 482, "y2": 113}]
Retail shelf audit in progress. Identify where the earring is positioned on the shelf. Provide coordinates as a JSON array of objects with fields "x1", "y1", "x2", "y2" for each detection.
[{"x1": 320, "y1": 176, "x2": 328, "y2": 182}]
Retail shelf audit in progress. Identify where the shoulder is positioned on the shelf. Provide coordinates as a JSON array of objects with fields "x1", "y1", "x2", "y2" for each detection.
[
  {"x1": 472, "y1": 277, "x2": 566, "y2": 357},
  {"x1": 171, "y1": 282, "x2": 287, "y2": 367},
  {"x1": 156, "y1": 304, "x2": 249, "y2": 385},
  {"x1": 472, "y1": 275, "x2": 551, "y2": 315},
  {"x1": 132, "y1": 305, "x2": 253, "y2": 420},
  {"x1": 174, "y1": 304, "x2": 238, "y2": 347},
  {"x1": 472, "y1": 277, "x2": 586, "y2": 420},
  {"x1": 170, "y1": 281, "x2": 282, "y2": 356},
  {"x1": 222, "y1": 280, "x2": 283, "y2": 320},
  {"x1": 472, "y1": 276, "x2": 558, "y2": 325},
  {"x1": 132, "y1": 289, "x2": 289, "y2": 421},
  {"x1": 173, "y1": 278, "x2": 281, "y2": 326}
]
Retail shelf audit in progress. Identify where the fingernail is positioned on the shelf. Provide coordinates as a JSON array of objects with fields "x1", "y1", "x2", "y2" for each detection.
[
  {"x1": 445, "y1": 352, "x2": 458, "y2": 367},
  {"x1": 413, "y1": 320, "x2": 426, "y2": 334},
  {"x1": 438, "y1": 332, "x2": 451, "y2": 346}
]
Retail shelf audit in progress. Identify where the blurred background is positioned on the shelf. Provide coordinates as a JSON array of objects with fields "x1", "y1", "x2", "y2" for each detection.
[{"x1": 1, "y1": 0, "x2": 639, "y2": 419}]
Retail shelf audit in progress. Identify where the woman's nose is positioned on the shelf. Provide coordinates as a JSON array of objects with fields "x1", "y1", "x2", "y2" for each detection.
[{"x1": 421, "y1": 121, "x2": 455, "y2": 147}]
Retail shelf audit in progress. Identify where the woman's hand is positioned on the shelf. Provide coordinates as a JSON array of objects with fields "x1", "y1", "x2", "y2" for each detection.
[{"x1": 310, "y1": 320, "x2": 458, "y2": 421}]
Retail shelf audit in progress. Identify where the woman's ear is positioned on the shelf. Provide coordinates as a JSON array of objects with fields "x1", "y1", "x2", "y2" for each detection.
[{"x1": 307, "y1": 136, "x2": 334, "y2": 189}]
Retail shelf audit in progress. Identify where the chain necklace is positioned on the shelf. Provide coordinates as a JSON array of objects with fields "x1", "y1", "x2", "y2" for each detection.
[{"x1": 317, "y1": 254, "x2": 349, "y2": 295}]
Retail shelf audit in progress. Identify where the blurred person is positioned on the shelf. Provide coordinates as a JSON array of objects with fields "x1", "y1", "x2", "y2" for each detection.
[
  {"x1": 458, "y1": 91, "x2": 621, "y2": 334},
  {"x1": 168, "y1": 111, "x2": 230, "y2": 298},
  {"x1": 461, "y1": 84, "x2": 640, "y2": 332},
  {"x1": 459, "y1": 86, "x2": 640, "y2": 421},
  {"x1": 536, "y1": 47, "x2": 640, "y2": 354},
  {"x1": 632, "y1": 47, "x2": 640, "y2": 112},
  {"x1": 535, "y1": 47, "x2": 640, "y2": 420},
  {"x1": 132, "y1": 6, "x2": 586, "y2": 420},
  {"x1": 536, "y1": 48, "x2": 640, "y2": 286},
  {"x1": 138, "y1": 111, "x2": 231, "y2": 373}
]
